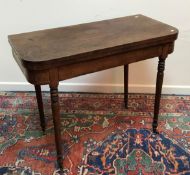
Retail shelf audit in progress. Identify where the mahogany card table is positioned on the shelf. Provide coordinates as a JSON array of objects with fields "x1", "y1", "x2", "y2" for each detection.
[{"x1": 8, "y1": 14, "x2": 178, "y2": 169}]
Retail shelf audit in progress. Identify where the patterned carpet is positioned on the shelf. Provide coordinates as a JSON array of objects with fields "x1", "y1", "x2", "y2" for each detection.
[{"x1": 0, "y1": 92, "x2": 190, "y2": 175}]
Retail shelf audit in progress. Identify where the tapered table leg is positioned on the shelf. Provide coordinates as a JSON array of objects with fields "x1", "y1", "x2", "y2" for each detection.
[
  {"x1": 50, "y1": 85, "x2": 63, "y2": 170},
  {"x1": 124, "y1": 64, "x2": 129, "y2": 109},
  {"x1": 153, "y1": 57, "x2": 166, "y2": 133},
  {"x1": 35, "y1": 85, "x2": 45, "y2": 132}
]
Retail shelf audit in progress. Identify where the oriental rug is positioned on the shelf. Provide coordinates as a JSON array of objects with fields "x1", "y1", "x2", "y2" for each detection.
[{"x1": 0, "y1": 92, "x2": 190, "y2": 175}]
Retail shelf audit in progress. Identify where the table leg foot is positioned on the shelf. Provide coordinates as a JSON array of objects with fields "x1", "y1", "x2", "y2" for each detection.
[
  {"x1": 57, "y1": 156, "x2": 63, "y2": 170},
  {"x1": 50, "y1": 85, "x2": 63, "y2": 170},
  {"x1": 35, "y1": 85, "x2": 46, "y2": 133},
  {"x1": 124, "y1": 64, "x2": 129, "y2": 109},
  {"x1": 152, "y1": 122, "x2": 159, "y2": 134},
  {"x1": 153, "y1": 57, "x2": 166, "y2": 134}
]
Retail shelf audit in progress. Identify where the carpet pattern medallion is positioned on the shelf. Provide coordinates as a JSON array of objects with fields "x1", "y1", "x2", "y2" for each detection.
[{"x1": 0, "y1": 92, "x2": 190, "y2": 175}]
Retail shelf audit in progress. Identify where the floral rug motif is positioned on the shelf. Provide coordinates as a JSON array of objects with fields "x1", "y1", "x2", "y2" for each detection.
[{"x1": 0, "y1": 92, "x2": 190, "y2": 175}]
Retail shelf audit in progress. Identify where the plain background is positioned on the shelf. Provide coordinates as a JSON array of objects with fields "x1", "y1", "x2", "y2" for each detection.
[{"x1": 0, "y1": 0, "x2": 190, "y2": 94}]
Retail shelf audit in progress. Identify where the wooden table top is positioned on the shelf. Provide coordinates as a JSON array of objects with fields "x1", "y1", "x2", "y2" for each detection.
[{"x1": 9, "y1": 14, "x2": 178, "y2": 70}]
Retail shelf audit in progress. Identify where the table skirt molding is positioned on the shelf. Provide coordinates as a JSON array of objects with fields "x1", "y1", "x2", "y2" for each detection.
[{"x1": 0, "y1": 82, "x2": 189, "y2": 94}]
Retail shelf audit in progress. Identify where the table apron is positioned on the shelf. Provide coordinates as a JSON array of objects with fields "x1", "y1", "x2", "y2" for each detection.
[{"x1": 25, "y1": 43, "x2": 174, "y2": 85}]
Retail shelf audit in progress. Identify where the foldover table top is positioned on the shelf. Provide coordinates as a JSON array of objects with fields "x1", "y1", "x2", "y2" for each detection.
[{"x1": 8, "y1": 14, "x2": 178, "y2": 70}]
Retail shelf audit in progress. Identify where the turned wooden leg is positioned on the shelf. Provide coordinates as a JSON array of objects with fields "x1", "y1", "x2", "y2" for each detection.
[
  {"x1": 153, "y1": 57, "x2": 166, "y2": 133},
  {"x1": 50, "y1": 85, "x2": 63, "y2": 169},
  {"x1": 35, "y1": 85, "x2": 45, "y2": 132},
  {"x1": 124, "y1": 64, "x2": 129, "y2": 109}
]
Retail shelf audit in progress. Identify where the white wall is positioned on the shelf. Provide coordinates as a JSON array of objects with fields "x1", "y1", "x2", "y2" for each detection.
[{"x1": 0, "y1": 0, "x2": 190, "y2": 94}]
